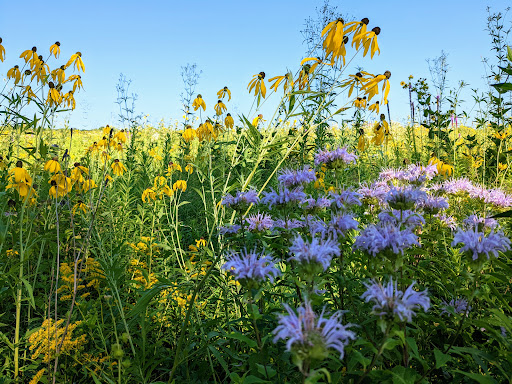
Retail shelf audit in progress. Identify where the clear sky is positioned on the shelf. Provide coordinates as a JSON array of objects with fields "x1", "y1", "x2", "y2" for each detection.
[{"x1": 1, "y1": 0, "x2": 511, "y2": 130}]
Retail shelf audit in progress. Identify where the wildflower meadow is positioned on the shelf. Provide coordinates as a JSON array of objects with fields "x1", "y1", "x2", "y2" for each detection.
[{"x1": 1, "y1": 3, "x2": 512, "y2": 384}]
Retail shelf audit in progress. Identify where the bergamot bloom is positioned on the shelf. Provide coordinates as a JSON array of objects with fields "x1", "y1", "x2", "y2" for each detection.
[
  {"x1": 50, "y1": 41, "x2": 61, "y2": 58},
  {"x1": 214, "y1": 100, "x2": 227, "y2": 115},
  {"x1": 192, "y1": 94, "x2": 206, "y2": 111},
  {"x1": 173, "y1": 180, "x2": 187, "y2": 192},
  {"x1": 224, "y1": 113, "x2": 234, "y2": 129},
  {"x1": 247, "y1": 72, "x2": 266, "y2": 98},
  {"x1": 217, "y1": 86, "x2": 231, "y2": 101},
  {"x1": 111, "y1": 159, "x2": 127, "y2": 176},
  {"x1": 7, "y1": 65, "x2": 21, "y2": 84},
  {"x1": 44, "y1": 157, "x2": 61, "y2": 173},
  {"x1": 66, "y1": 52, "x2": 85, "y2": 72},
  {"x1": 0, "y1": 38, "x2": 4, "y2": 62}
]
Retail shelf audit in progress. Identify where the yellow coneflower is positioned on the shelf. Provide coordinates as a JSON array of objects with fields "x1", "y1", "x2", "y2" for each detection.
[
  {"x1": 494, "y1": 131, "x2": 509, "y2": 140},
  {"x1": 252, "y1": 114, "x2": 264, "y2": 127},
  {"x1": 344, "y1": 18, "x2": 369, "y2": 48},
  {"x1": 498, "y1": 162, "x2": 508, "y2": 171},
  {"x1": 142, "y1": 188, "x2": 157, "y2": 203},
  {"x1": 214, "y1": 100, "x2": 227, "y2": 115},
  {"x1": 368, "y1": 101, "x2": 380, "y2": 114},
  {"x1": 7, "y1": 65, "x2": 21, "y2": 84},
  {"x1": 185, "y1": 164, "x2": 193, "y2": 174},
  {"x1": 62, "y1": 91, "x2": 76, "y2": 109},
  {"x1": 192, "y1": 94, "x2": 206, "y2": 111},
  {"x1": 268, "y1": 72, "x2": 294, "y2": 94},
  {"x1": 400, "y1": 81, "x2": 407, "y2": 88},
  {"x1": 354, "y1": 26, "x2": 381, "y2": 58},
  {"x1": 0, "y1": 37, "x2": 4, "y2": 62},
  {"x1": 247, "y1": 72, "x2": 266, "y2": 98},
  {"x1": 173, "y1": 180, "x2": 187, "y2": 192},
  {"x1": 341, "y1": 71, "x2": 373, "y2": 98},
  {"x1": 65, "y1": 74, "x2": 83, "y2": 93},
  {"x1": 71, "y1": 163, "x2": 89, "y2": 184},
  {"x1": 111, "y1": 159, "x2": 126, "y2": 176},
  {"x1": 8, "y1": 161, "x2": 32, "y2": 184},
  {"x1": 196, "y1": 238, "x2": 207, "y2": 248},
  {"x1": 182, "y1": 126, "x2": 196, "y2": 143},
  {"x1": 357, "y1": 129, "x2": 367, "y2": 151},
  {"x1": 50, "y1": 41, "x2": 61, "y2": 58},
  {"x1": 44, "y1": 157, "x2": 61, "y2": 173},
  {"x1": 372, "y1": 121, "x2": 384, "y2": 146},
  {"x1": 47, "y1": 82, "x2": 61, "y2": 106},
  {"x1": 114, "y1": 129, "x2": 127, "y2": 143},
  {"x1": 361, "y1": 71, "x2": 391, "y2": 104},
  {"x1": 66, "y1": 52, "x2": 85, "y2": 72},
  {"x1": 224, "y1": 113, "x2": 234, "y2": 129},
  {"x1": 217, "y1": 86, "x2": 231, "y2": 101},
  {"x1": 22, "y1": 85, "x2": 37, "y2": 102},
  {"x1": 81, "y1": 179, "x2": 97, "y2": 193},
  {"x1": 353, "y1": 97, "x2": 367, "y2": 108},
  {"x1": 72, "y1": 201, "x2": 88, "y2": 215},
  {"x1": 20, "y1": 46, "x2": 38, "y2": 67},
  {"x1": 321, "y1": 18, "x2": 347, "y2": 63}
]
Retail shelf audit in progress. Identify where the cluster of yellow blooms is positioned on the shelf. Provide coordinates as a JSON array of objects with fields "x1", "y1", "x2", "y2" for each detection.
[
  {"x1": 5, "y1": 161, "x2": 37, "y2": 203},
  {"x1": 141, "y1": 163, "x2": 188, "y2": 203},
  {"x1": 28, "y1": 318, "x2": 86, "y2": 363},
  {"x1": 127, "y1": 236, "x2": 160, "y2": 258},
  {"x1": 57, "y1": 257, "x2": 104, "y2": 301},
  {"x1": 429, "y1": 156, "x2": 454, "y2": 178},
  {"x1": 2, "y1": 39, "x2": 84, "y2": 109}
]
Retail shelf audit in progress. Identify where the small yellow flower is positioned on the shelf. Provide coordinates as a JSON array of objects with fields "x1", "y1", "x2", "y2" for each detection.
[
  {"x1": 0, "y1": 37, "x2": 4, "y2": 62},
  {"x1": 66, "y1": 51, "x2": 85, "y2": 72},
  {"x1": 72, "y1": 201, "x2": 88, "y2": 215},
  {"x1": 214, "y1": 100, "x2": 227, "y2": 115},
  {"x1": 81, "y1": 179, "x2": 97, "y2": 193},
  {"x1": 142, "y1": 188, "x2": 157, "y2": 203},
  {"x1": 7, "y1": 65, "x2": 21, "y2": 84},
  {"x1": 182, "y1": 126, "x2": 196, "y2": 143},
  {"x1": 247, "y1": 72, "x2": 266, "y2": 98},
  {"x1": 192, "y1": 94, "x2": 206, "y2": 111},
  {"x1": 44, "y1": 157, "x2": 61, "y2": 173},
  {"x1": 498, "y1": 162, "x2": 508, "y2": 171},
  {"x1": 196, "y1": 238, "x2": 207, "y2": 248},
  {"x1": 217, "y1": 86, "x2": 231, "y2": 101},
  {"x1": 252, "y1": 114, "x2": 264, "y2": 127},
  {"x1": 185, "y1": 164, "x2": 193, "y2": 174},
  {"x1": 111, "y1": 159, "x2": 127, "y2": 176},
  {"x1": 28, "y1": 368, "x2": 45, "y2": 384},
  {"x1": 114, "y1": 129, "x2": 127, "y2": 143},
  {"x1": 49, "y1": 41, "x2": 61, "y2": 58},
  {"x1": 173, "y1": 180, "x2": 187, "y2": 192},
  {"x1": 225, "y1": 113, "x2": 234, "y2": 129},
  {"x1": 268, "y1": 72, "x2": 294, "y2": 93}
]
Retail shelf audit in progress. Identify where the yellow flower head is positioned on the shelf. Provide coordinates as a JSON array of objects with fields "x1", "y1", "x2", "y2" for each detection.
[
  {"x1": 182, "y1": 126, "x2": 196, "y2": 143},
  {"x1": 214, "y1": 100, "x2": 227, "y2": 115},
  {"x1": 217, "y1": 86, "x2": 231, "y2": 101},
  {"x1": 66, "y1": 51, "x2": 85, "y2": 72},
  {"x1": 192, "y1": 94, "x2": 206, "y2": 111},
  {"x1": 50, "y1": 41, "x2": 61, "y2": 58},
  {"x1": 0, "y1": 37, "x2": 4, "y2": 62},
  {"x1": 225, "y1": 113, "x2": 234, "y2": 129},
  {"x1": 247, "y1": 72, "x2": 266, "y2": 98},
  {"x1": 173, "y1": 180, "x2": 187, "y2": 192},
  {"x1": 111, "y1": 159, "x2": 127, "y2": 176}
]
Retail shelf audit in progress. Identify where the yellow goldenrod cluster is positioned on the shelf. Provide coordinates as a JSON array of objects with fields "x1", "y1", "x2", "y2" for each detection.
[
  {"x1": 81, "y1": 352, "x2": 111, "y2": 374},
  {"x1": 128, "y1": 259, "x2": 158, "y2": 290},
  {"x1": 127, "y1": 236, "x2": 160, "y2": 256},
  {"x1": 57, "y1": 257, "x2": 104, "y2": 301},
  {"x1": 28, "y1": 318, "x2": 86, "y2": 363},
  {"x1": 28, "y1": 368, "x2": 45, "y2": 384}
]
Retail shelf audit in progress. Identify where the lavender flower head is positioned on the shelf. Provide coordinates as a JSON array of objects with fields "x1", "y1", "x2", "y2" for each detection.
[
  {"x1": 385, "y1": 186, "x2": 427, "y2": 210},
  {"x1": 417, "y1": 195, "x2": 449, "y2": 214},
  {"x1": 245, "y1": 212, "x2": 274, "y2": 232},
  {"x1": 329, "y1": 189, "x2": 362, "y2": 210},
  {"x1": 353, "y1": 222, "x2": 419, "y2": 258},
  {"x1": 222, "y1": 249, "x2": 281, "y2": 287},
  {"x1": 222, "y1": 189, "x2": 259, "y2": 211},
  {"x1": 361, "y1": 278, "x2": 430, "y2": 323},
  {"x1": 219, "y1": 224, "x2": 242, "y2": 235},
  {"x1": 278, "y1": 165, "x2": 317, "y2": 188},
  {"x1": 451, "y1": 227, "x2": 511, "y2": 264},
  {"x1": 314, "y1": 146, "x2": 358, "y2": 169},
  {"x1": 378, "y1": 209, "x2": 425, "y2": 229},
  {"x1": 441, "y1": 298, "x2": 471, "y2": 317},
  {"x1": 326, "y1": 213, "x2": 359, "y2": 238},
  {"x1": 463, "y1": 215, "x2": 498, "y2": 231},
  {"x1": 289, "y1": 235, "x2": 340, "y2": 272},
  {"x1": 261, "y1": 187, "x2": 306, "y2": 209},
  {"x1": 273, "y1": 300, "x2": 356, "y2": 360},
  {"x1": 435, "y1": 214, "x2": 457, "y2": 231},
  {"x1": 358, "y1": 181, "x2": 390, "y2": 205}
]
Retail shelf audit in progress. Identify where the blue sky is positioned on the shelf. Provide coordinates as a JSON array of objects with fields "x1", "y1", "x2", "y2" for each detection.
[{"x1": 1, "y1": 0, "x2": 511, "y2": 130}]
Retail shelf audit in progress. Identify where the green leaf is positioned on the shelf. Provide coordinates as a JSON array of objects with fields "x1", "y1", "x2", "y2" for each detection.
[
  {"x1": 225, "y1": 332, "x2": 257, "y2": 348},
  {"x1": 390, "y1": 366, "x2": 419, "y2": 384},
  {"x1": 453, "y1": 371, "x2": 498, "y2": 384},
  {"x1": 207, "y1": 345, "x2": 230, "y2": 376},
  {"x1": 490, "y1": 210, "x2": 512, "y2": 218},
  {"x1": 492, "y1": 82, "x2": 512, "y2": 93},
  {"x1": 434, "y1": 348, "x2": 451, "y2": 368},
  {"x1": 507, "y1": 46, "x2": 512, "y2": 62},
  {"x1": 21, "y1": 278, "x2": 35, "y2": 310}
]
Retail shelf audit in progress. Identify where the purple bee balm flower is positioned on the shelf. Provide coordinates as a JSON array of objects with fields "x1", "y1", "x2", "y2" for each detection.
[
  {"x1": 222, "y1": 249, "x2": 281, "y2": 285},
  {"x1": 385, "y1": 187, "x2": 427, "y2": 210},
  {"x1": 378, "y1": 168, "x2": 404, "y2": 182},
  {"x1": 221, "y1": 189, "x2": 259, "y2": 210},
  {"x1": 399, "y1": 163, "x2": 438, "y2": 184},
  {"x1": 289, "y1": 235, "x2": 340, "y2": 271},
  {"x1": 353, "y1": 222, "x2": 419, "y2": 257},
  {"x1": 451, "y1": 227, "x2": 511, "y2": 262},
  {"x1": 273, "y1": 300, "x2": 356, "y2": 360},
  {"x1": 329, "y1": 189, "x2": 362, "y2": 209},
  {"x1": 261, "y1": 187, "x2": 307, "y2": 209},
  {"x1": 361, "y1": 278, "x2": 430, "y2": 323},
  {"x1": 314, "y1": 146, "x2": 358, "y2": 168},
  {"x1": 219, "y1": 224, "x2": 242, "y2": 234},
  {"x1": 378, "y1": 209, "x2": 425, "y2": 229},
  {"x1": 307, "y1": 218, "x2": 328, "y2": 237},
  {"x1": 278, "y1": 165, "x2": 317, "y2": 188},
  {"x1": 435, "y1": 214, "x2": 457, "y2": 231},
  {"x1": 441, "y1": 298, "x2": 471, "y2": 316},
  {"x1": 358, "y1": 181, "x2": 390, "y2": 204},
  {"x1": 463, "y1": 215, "x2": 498, "y2": 231},
  {"x1": 326, "y1": 213, "x2": 359, "y2": 238},
  {"x1": 478, "y1": 187, "x2": 512, "y2": 208},
  {"x1": 417, "y1": 195, "x2": 449, "y2": 214},
  {"x1": 301, "y1": 196, "x2": 332, "y2": 210},
  {"x1": 245, "y1": 212, "x2": 274, "y2": 232},
  {"x1": 272, "y1": 218, "x2": 305, "y2": 230},
  {"x1": 442, "y1": 178, "x2": 475, "y2": 195}
]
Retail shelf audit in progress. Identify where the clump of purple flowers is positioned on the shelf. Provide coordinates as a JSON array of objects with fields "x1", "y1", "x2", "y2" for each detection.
[
  {"x1": 222, "y1": 249, "x2": 281, "y2": 286},
  {"x1": 261, "y1": 187, "x2": 307, "y2": 209},
  {"x1": 451, "y1": 227, "x2": 511, "y2": 263},
  {"x1": 353, "y1": 222, "x2": 419, "y2": 258},
  {"x1": 278, "y1": 166, "x2": 317, "y2": 188},
  {"x1": 245, "y1": 212, "x2": 274, "y2": 232},
  {"x1": 463, "y1": 215, "x2": 498, "y2": 231},
  {"x1": 378, "y1": 209, "x2": 425, "y2": 229},
  {"x1": 222, "y1": 189, "x2": 259, "y2": 211},
  {"x1": 314, "y1": 146, "x2": 358, "y2": 168},
  {"x1": 385, "y1": 187, "x2": 427, "y2": 210},
  {"x1": 273, "y1": 300, "x2": 356, "y2": 360},
  {"x1": 289, "y1": 235, "x2": 340, "y2": 272},
  {"x1": 361, "y1": 278, "x2": 430, "y2": 323},
  {"x1": 358, "y1": 181, "x2": 390, "y2": 205},
  {"x1": 329, "y1": 189, "x2": 362, "y2": 210},
  {"x1": 417, "y1": 195, "x2": 449, "y2": 214},
  {"x1": 441, "y1": 298, "x2": 471, "y2": 317}
]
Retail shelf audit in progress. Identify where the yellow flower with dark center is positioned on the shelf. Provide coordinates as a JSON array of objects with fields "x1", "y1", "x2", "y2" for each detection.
[
  {"x1": 192, "y1": 94, "x2": 206, "y2": 111},
  {"x1": 142, "y1": 188, "x2": 157, "y2": 203},
  {"x1": 217, "y1": 86, "x2": 231, "y2": 101},
  {"x1": 494, "y1": 131, "x2": 509, "y2": 140},
  {"x1": 361, "y1": 71, "x2": 391, "y2": 104},
  {"x1": 111, "y1": 159, "x2": 126, "y2": 176},
  {"x1": 47, "y1": 82, "x2": 62, "y2": 106},
  {"x1": 0, "y1": 37, "x2": 4, "y2": 62},
  {"x1": 71, "y1": 163, "x2": 89, "y2": 184},
  {"x1": 400, "y1": 81, "x2": 407, "y2": 88},
  {"x1": 22, "y1": 85, "x2": 37, "y2": 102},
  {"x1": 182, "y1": 126, "x2": 196, "y2": 142},
  {"x1": 353, "y1": 97, "x2": 367, "y2": 108},
  {"x1": 8, "y1": 161, "x2": 32, "y2": 184},
  {"x1": 247, "y1": 72, "x2": 266, "y2": 98},
  {"x1": 252, "y1": 114, "x2": 264, "y2": 127},
  {"x1": 101, "y1": 151, "x2": 111, "y2": 162},
  {"x1": 224, "y1": 113, "x2": 234, "y2": 129},
  {"x1": 185, "y1": 164, "x2": 193, "y2": 174},
  {"x1": 371, "y1": 121, "x2": 384, "y2": 145},
  {"x1": 72, "y1": 201, "x2": 88, "y2": 215},
  {"x1": 357, "y1": 129, "x2": 367, "y2": 151},
  {"x1": 65, "y1": 74, "x2": 83, "y2": 93},
  {"x1": 166, "y1": 162, "x2": 182, "y2": 176},
  {"x1": 341, "y1": 71, "x2": 374, "y2": 97},
  {"x1": 81, "y1": 179, "x2": 97, "y2": 193},
  {"x1": 173, "y1": 180, "x2": 187, "y2": 192},
  {"x1": 50, "y1": 41, "x2": 61, "y2": 58},
  {"x1": 321, "y1": 18, "x2": 346, "y2": 63},
  {"x1": 7, "y1": 65, "x2": 21, "y2": 84},
  {"x1": 214, "y1": 100, "x2": 227, "y2": 115},
  {"x1": 20, "y1": 46, "x2": 38, "y2": 67},
  {"x1": 268, "y1": 72, "x2": 294, "y2": 94},
  {"x1": 62, "y1": 91, "x2": 76, "y2": 109},
  {"x1": 49, "y1": 173, "x2": 72, "y2": 197},
  {"x1": 44, "y1": 157, "x2": 61, "y2": 173},
  {"x1": 368, "y1": 101, "x2": 380, "y2": 114},
  {"x1": 154, "y1": 176, "x2": 167, "y2": 190},
  {"x1": 66, "y1": 52, "x2": 85, "y2": 72},
  {"x1": 354, "y1": 26, "x2": 381, "y2": 58},
  {"x1": 344, "y1": 18, "x2": 369, "y2": 49},
  {"x1": 114, "y1": 129, "x2": 127, "y2": 143}
]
